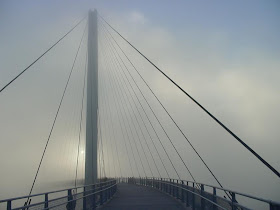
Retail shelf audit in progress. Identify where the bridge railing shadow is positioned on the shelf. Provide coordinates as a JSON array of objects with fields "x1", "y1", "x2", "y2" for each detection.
[
  {"x1": 118, "y1": 177, "x2": 280, "y2": 210},
  {"x1": 0, "y1": 179, "x2": 117, "y2": 210}
]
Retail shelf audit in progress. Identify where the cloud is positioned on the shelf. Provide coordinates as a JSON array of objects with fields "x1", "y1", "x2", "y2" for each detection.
[{"x1": 128, "y1": 11, "x2": 147, "y2": 24}]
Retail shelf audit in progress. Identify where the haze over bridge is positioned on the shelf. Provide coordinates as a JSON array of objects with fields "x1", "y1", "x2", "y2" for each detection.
[{"x1": 0, "y1": 9, "x2": 280, "y2": 210}]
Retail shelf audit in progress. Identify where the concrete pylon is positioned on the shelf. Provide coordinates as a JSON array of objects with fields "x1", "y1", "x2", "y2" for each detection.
[{"x1": 85, "y1": 9, "x2": 98, "y2": 186}]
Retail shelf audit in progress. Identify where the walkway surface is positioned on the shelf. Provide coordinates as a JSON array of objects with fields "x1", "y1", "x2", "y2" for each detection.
[{"x1": 100, "y1": 183, "x2": 188, "y2": 210}]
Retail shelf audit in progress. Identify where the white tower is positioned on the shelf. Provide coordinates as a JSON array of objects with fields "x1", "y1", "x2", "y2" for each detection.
[{"x1": 85, "y1": 9, "x2": 98, "y2": 185}]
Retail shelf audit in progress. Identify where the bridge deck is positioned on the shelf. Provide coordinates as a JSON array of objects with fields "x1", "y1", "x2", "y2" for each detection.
[{"x1": 100, "y1": 183, "x2": 188, "y2": 210}]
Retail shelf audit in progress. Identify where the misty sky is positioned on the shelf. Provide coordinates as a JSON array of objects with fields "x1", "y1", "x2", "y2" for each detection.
[{"x1": 0, "y1": 0, "x2": 279, "y2": 208}]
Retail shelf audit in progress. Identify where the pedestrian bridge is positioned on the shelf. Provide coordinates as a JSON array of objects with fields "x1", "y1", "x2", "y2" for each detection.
[
  {"x1": 1, "y1": 178, "x2": 280, "y2": 209},
  {"x1": 1, "y1": 9, "x2": 280, "y2": 210},
  {"x1": 95, "y1": 182, "x2": 186, "y2": 210}
]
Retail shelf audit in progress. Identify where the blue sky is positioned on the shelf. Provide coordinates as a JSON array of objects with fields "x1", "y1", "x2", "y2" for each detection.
[{"x1": 1, "y1": 1, "x2": 279, "y2": 58}]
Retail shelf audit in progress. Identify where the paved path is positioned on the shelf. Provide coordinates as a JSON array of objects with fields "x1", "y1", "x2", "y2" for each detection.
[{"x1": 100, "y1": 183, "x2": 188, "y2": 210}]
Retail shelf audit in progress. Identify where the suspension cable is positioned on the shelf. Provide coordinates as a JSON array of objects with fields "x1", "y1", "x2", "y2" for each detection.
[
  {"x1": 26, "y1": 22, "x2": 87, "y2": 202},
  {"x1": 98, "y1": 39, "x2": 136, "y2": 177},
  {"x1": 99, "y1": 19, "x2": 226, "y2": 187},
  {"x1": 101, "y1": 40, "x2": 147, "y2": 178},
  {"x1": 75, "y1": 45, "x2": 88, "y2": 188},
  {"x1": 100, "y1": 24, "x2": 197, "y2": 181},
  {"x1": 0, "y1": 16, "x2": 86, "y2": 94},
  {"x1": 98, "y1": 111, "x2": 107, "y2": 178},
  {"x1": 98, "y1": 13, "x2": 280, "y2": 179},
  {"x1": 101, "y1": 35, "x2": 155, "y2": 178}
]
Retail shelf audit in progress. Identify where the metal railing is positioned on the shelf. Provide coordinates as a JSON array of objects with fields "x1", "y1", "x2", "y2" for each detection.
[
  {"x1": 2, "y1": 177, "x2": 279, "y2": 210},
  {"x1": 119, "y1": 177, "x2": 280, "y2": 210},
  {"x1": 0, "y1": 179, "x2": 117, "y2": 210}
]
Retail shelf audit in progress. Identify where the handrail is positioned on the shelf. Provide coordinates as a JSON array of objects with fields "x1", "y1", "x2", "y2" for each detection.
[
  {"x1": 156, "y1": 179, "x2": 248, "y2": 210},
  {"x1": 157, "y1": 180, "x2": 227, "y2": 210},
  {"x1": 123, "y1": 177, "x2": 280, "y2": 210},
  {"x1": 2, "y1": 177, "x2": 279, "y2": 210},
  {"x1": 12, "y1": 182, "x2": 117, "y2": 210},
  {"x1": 10, "y1": 182, "x2": 113, "y2": 210},
  {"x1": 0, "y1": 179, "x2": 117, "y2": 210},
  {"x1": 0, "y1": 179, "x2": 114, "y2": 203},
  {"x1": 43, "y1": 183, "x2": 117, "y2": 210},
  {"x1": 147, "y1": 177, "x2": 280, "y2": 206},
  {"x1": 211, "y1": 193, "x2": 251, "y2": 210}
]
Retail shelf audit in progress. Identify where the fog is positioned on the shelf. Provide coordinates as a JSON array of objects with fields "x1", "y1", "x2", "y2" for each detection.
[{"x1": 0, "y1": 1, "x2": 279, "y2": 209}]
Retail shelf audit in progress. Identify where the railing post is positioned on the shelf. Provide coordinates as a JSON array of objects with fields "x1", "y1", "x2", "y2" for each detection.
[
  {"x1": 173, "y1": 179, "x2": 175, "y2": 197},
  {"x1": 105, "y1": 184, "x2": 108, "y2": 202},
  {"x1": 186, "y1": 181, "x2": 189, "y2": 207},
  {"x1": 44, "y1": 193, "x2": 49, "y2": 210},
  {"x1": 160, "y1": 178, "x2": 163, "y2": 191},
  {"x1": 231, "y1": 192, "x2": 236, "y2": 210},
  {"x1": 67, "y1": 189, "x2": 74, "y2": 210},
  {"x1": 83, "y1": 187, "x2": 86, "y2": 210},
  {"x1": 165, "y1": 179, "x2": 168, "y2": 193},
  {"x1": 201, "y1": 184, "x2": 205, "y2": 210},
  {"x1": 155, "y1": 178, "x2": 157, "y2": 188},
  {"x1": 181, "y1": 181, "x2": 184, "y2": 202},
  {"x1": 93, "y1": 185, "x2": 96, "y2": 209},
  {"x1": 110, "y1": 182, "x2": 112, "y2": 198},
  {"x1": 7, "y1": 200, "x2": 11, "y2": 210},
  {"x1": 108, "y1": 183, "x2": 111, "y2": 199},
  {"x1": 192, "y1": 182, "x2": 195, "y2": 210},
  {"x1": 109, "y1": 181, "x2": 111, "y2": 198},
  {"x1": 176, "y1": 180, "x2": 179, "y2": 199},
  {"x1": 169, "y1": 179, "x2": 172, "y2": 195},
  {"x1": 110, "y1": 181, "x2": 114, "y2": 197},
  {"x1": 213, "y1": 187, "x2": 217, "y2": 210},
  {"x1": 270, "y1": 203, "x2": 280, "y2": 210},
  {"x1": 156, "y1": 178, "x2": 158, "y2": 189},
  {"x1": 100, "y1": 184, "x2": 103, "y2": 205},
  {"x1": 157, "y1": 178, "x2": 159, "y2": 189}
]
